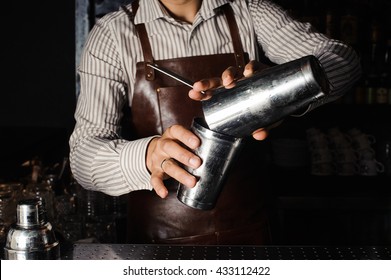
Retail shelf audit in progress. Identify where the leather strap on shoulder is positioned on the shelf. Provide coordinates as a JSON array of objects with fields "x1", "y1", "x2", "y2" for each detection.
[
  {"x1": 121, "y1": 0, "x2": 155, "y2": 80},
  {"x1": 221, "y1": 3, "x2": 246, "y2": 72}
]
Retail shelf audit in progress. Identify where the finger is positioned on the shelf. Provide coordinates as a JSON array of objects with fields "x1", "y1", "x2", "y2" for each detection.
[
  {"x1": 193, "y1": 77, "x2": 222, "y2": 92},
  {"x1": 243, "y1": 60, "x2": 261, "y2": 77},
  {"x1": 159, "y1": 158, "x2": 198, "y2": 188},
  {"x1": 165, "y1": 125, "x2": 201, "y2": 150},
  {"x1": 252, "y1": 128, "x2": 269, "y2": 141},
  {"x1": 251, "y1": 120, "x2": 284, "y2": 141},
  {"x1": 159, "y1": 140, "x2": 201, "y2": 169},
  {"x1": 221, "y1": 66, "x2": 238, "y2": 87},
  {"x1": 150, "y1": 175, "x2": 169, "y2": 198},
  {"x1": 190, "y1": 77, "x2": 223, "y2": 101},
  {"x1": 188, "y1": 89, "x2": 213, "y2": 101}
]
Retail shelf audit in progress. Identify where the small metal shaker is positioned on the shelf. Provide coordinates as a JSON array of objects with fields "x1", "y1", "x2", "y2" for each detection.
[
  {"x1": 202, "y1": 55, "x2": 330, "y2": 137},
  {"x1": 177, "y1": 118, "x2": 244, "y2": 210},
  {"x1": 3, "y1": 198, "x2": 60, "y2": 260}
]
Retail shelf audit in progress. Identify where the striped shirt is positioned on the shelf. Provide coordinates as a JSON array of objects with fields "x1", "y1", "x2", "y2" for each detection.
[{"x1": 69, "y1": 0, "x2": 361, "y2": 196}]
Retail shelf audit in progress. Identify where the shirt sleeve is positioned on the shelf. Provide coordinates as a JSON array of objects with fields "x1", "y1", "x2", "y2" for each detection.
[
  {"x1": 69, "y1": 17, "x2": 154, "y2": 196},
  {"x1": 248, "y1": 0, "x2": 362, "y2": 107}
]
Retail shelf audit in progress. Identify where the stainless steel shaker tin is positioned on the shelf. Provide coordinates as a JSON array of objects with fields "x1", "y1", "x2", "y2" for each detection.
[
  {"x1": 3, "y1": 198, "x2": 60, "y2": 260},
  {"x1": 202, "y1": 55, "x2": 330, "y2": 137},
  {"x1": 177, "y1": 118, "x2": 244, "y2": 210}
]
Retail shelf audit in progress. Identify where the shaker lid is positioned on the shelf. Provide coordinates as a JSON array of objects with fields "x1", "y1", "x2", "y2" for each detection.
[{"x1": 16, "y1": 198, "x2": 47, "y2": 227}]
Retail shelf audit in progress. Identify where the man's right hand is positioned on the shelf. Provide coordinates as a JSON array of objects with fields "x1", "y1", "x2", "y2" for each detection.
[{"x1": 146, "y1": 125, "x2": 202, "y2": 198}]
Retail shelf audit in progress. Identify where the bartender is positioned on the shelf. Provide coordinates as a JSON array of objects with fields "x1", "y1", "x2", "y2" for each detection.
[{"x1": 69, "y1": 0, "x2": 361, "y2": 245}]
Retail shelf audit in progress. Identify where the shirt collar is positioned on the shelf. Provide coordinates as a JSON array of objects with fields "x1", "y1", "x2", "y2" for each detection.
[{"x1": 134, "y1": 0, "x2": 232, "y2": 24}]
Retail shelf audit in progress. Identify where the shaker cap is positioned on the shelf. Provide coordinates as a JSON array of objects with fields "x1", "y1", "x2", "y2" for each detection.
[{"x1": 16, "y1": 198, "x2": 47, "y2": 227}]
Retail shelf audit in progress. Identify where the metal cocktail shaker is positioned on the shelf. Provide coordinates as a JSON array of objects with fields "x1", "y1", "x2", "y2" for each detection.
[
  {"x1": 177, "y1": 55, "x2": 330, "y2": 210},
  {"x1": 177, "y1": 118, "x2": 244, "y2": 210},
  {"x1": 202, "y1": 55, "x2": 330, "y2": 137},
  {"x1": 3, "y1": 198, "x2": 60, "y2": 260}
]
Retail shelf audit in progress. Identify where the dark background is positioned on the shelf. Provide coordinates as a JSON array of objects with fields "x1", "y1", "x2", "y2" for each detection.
[{"x1": 1, "y1": 2, "x2": 76, "y2": 179}]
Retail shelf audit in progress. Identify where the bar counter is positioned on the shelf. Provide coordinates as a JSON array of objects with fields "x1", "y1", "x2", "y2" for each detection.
[{"x1": 60, "y1": 243, "x2": 391, "y2": 260}]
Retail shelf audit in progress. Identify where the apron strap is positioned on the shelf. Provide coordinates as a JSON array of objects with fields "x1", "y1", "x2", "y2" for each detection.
[
  {"x1": 221, "y1": 4, "x2": 246, "y2": 74},
  {"x1": 122, "y1": 1, "x2": 155, "y2": 81}
]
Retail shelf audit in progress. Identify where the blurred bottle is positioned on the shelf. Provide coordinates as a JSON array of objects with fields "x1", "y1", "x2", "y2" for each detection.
[
  {"x1": 376, "y1": 127, "x2": 391, "y2": 177},
  {"x1": 362, "y1": 19, "x2": 387, "y2": 105},
  {"x1": 340, "y1": 4, "x2": 359, "y2": 49},
  {"x1": 383, "y1": 38, "x2": 391, "y2": 104},
  {"x1": 324, "y1": 3, "x2": 339, "y2": 39},
  {"x1": 0, "y1": 183, "x2": 23, "y2": 245},
  {"x1": 372, "y1": 21, "x2": 388, "y2": 105}
]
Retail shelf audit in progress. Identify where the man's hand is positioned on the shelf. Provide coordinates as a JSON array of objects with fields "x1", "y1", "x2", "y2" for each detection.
[
  {"x1": 189, "y1": 60, "x2": 262, "y2": 100},
  {"x1": 189, "y1": 60, "x2": 280, "y2": 140},
  {"x1": 146, "y1": 125, "x2": 202, "y2": 198}
]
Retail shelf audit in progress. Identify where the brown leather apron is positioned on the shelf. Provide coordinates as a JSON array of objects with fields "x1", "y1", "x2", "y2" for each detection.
[{"x1": 123, "y1": 2, "x2": 272, "y2": 245}]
